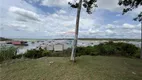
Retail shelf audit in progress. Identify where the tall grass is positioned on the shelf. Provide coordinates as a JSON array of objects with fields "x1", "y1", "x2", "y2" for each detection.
[{"x1": 0, "y1": 45, "x2": 17, "y2": 62}]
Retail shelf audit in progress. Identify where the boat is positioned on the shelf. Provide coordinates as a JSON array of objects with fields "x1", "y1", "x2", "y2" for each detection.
[
  {"x1": 6, "y1": 42, "x2": 12, "y2": 44},
  {"x1": 11, "y1": 41, "x2": 28, "y2": 46}
]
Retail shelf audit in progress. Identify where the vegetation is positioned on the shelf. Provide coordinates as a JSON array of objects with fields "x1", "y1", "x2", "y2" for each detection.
[
  {"x1": 69, "y1": 0, "x2": 97, "y2": 14},
  {"x1": 1, "y1": 56, "x2": 142, "y2": 80},
  {"x1": 12, "y1": 54, "x2": 23, "y2": 59},
  {"x1": 0, "y1": 45, "x2": 17, "y2": 62},
  {"x1": 54, "y1": 38, "x2": 141, "y2": 42},
  {"x1": 118, "y1": 0, "x2": 142, "y2": 58},
  {"x1": 118, "y1": 0, "x2": 142, "y2": 21},
  {"x1": 18, "y1": 41, "x2": 141, "y2": 59},
  {"x1": 48, "y1": 48, "x2": 71, "y2": 57},
  {"x1": 0, "y1": 41, "x2": 140, "y2": 63},
  {"x1": 76, "y1": 41, "x2": 141, "y2": 58},
  {"x1": 13, "y1": 41, "x2": 141, "y2": 59},
  {"x1": 22, "y1": 48, "x2": 72, "y2": 58},
  {"x1": 0, "y1": 37, "x2": 12, "y2": 41},
  {"x1": 24, "y1": 47, "x2": 50, "y2": 59}
]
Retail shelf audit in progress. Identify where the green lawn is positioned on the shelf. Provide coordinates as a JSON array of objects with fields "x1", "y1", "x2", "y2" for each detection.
[{"x1": 0, "y1": 56, "x2": 142, "y2": 80}]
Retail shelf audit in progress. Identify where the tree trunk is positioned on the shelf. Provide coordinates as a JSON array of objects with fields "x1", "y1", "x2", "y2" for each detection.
[
  {"x1": 70, "y1": 0, "x2": 82, "y2": 61},
  {"x1": 140, "y1": 21, "x2": 142, "y2": 59}
]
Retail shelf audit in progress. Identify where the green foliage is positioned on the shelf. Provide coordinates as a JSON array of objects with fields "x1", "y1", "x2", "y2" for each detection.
[
  {"x1": 118, "y1": 0, "x2": 142, "y2": 22},
  {"x1": 47, "y1": 48, "x2": 71, "y2": 57},
  {"x1": 76, "y1": 41, "x2": 141, "y2": 58},
  {"x1": 0, "y1": 37, "x2": 12, "y2": 41},
  {"x1": 97, "y1": 43, "x2": 116, "y2": 55},
  {"x1": 76, "y1": 46, "x2": 98, "y2": 56},
  {"x1": 23, "y1": 47, "x2": 72, "y2": 58},
  {"x1": 12, "y1": 54, "x2": 23, "y2": 59},
  {"x1": 134, "y1": 48, "x2": 141, "y2": 58},
  {"x1": 68, "y1": 0, "x2": 97, "y2": 14},
  {"x1": 114, "y1": 42, "x2": 139, "y2": 57},
  {"x1": 0, "y1": 45, "x2": 17, "y2": 62},
  {"x1": 24, "y1": 47, "x2": 49, "y2": 59}
]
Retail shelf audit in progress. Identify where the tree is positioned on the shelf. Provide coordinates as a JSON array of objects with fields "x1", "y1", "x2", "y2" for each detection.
[
  {"x1": 118, "y1": 0, "x2": 142, "y2": 59},
  {"x1": 69, "y1": 0, "x2": 97, "y2": 61}
]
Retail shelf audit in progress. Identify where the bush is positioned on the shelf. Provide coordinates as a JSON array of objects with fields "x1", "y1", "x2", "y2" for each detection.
[
  {"x1": 24, "y1": 48, "x2": 50, "y2": 59},
  {"x1": 76, "y1": 47, "x2": 86, "y2": 56},
  {"x1": 48, "y1": 48, "x2": 71, "y2": 57},
  {"x1": 133, "y1": 48, "x2": 141, "y2": 58},
  {"x1": 97, "y1": 41, "x2": 118, "y2": 55},
  {"x1": 76, "y1": 46, "x2": 98, "y2": 56},
  {"x1": 22, "y1": 41, "x2": 140, "y2": 59},
  {"x1": 0, "y1": 45, "x2": 17, "y2": 62},
  {"x1": 76, "y1": 41, "x2": 141, "y2": 58},
  {"x1": 114, "y1": 42, "x2": 139, "y2": 57},
  {"x1": 12, "y1": 54, "x2": 23, "y2": 59},
  {"x1": 23, "y1": 47, "x2": 72, "y2": 58}
]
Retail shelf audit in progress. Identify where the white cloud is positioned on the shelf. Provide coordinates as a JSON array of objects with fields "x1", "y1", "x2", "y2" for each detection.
[
  {"x1": 41, "y1": 0, "x2": 73, "y2": 7},
  {"x1": 106, "y1": 29, "x2": 114, "y2": 34},
  {"x1": 0, "y1": 0, "x2": 141, "y2": 39},
  {"x1": 116, "y1": 14, "x2": 121, "y2": 17},
  {"x1": 80, "y1": 18, "x2": 95, "y2": 29},
  {"x1": 123, "y1": 23, "x2": 135, "y2": 29},
  {"x1": 127, "y1": 6, "x2": 142, "y2": 17},
  {"x1": 40, "y1": 0, "x2": 122, "y2": 12},
  {"x1": 9, "y1": 6, "x2": 41, "y2": 21},
  {"x1": 113, "y1": 21, "x2": 119, "y2": 23},
  {"x1": 137, "y1": 23, "x2": 141, "y2": 28},
  {"x1": 131, "y1": 6, "x2": 142, "y2": 15},
  {"x1": 89, "y1": 28, "x2": 100, "y2": 34},
  {"x1": 132, "y1": 30, "x2": 141, "y2": 34},
  {"x1": 106, "y1": 24, "x2": 114, "y2": 29},
  {"x1": 97, "y1": 0, "x2": 141, "y2": 17},
  {"x1": 58, "y1": 9, "x2": 67, "y2": 14},
  {"x1": 97, "y1": 0, "x2": 121, "y2": 11},
  {"x1": 10, "y1": 23, "x2": 27, "y2": 28}
]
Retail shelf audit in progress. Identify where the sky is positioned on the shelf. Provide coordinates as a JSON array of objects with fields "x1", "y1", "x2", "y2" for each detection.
[{"x1": 0, "y1": 0, "x2": 141, "y2": 39}]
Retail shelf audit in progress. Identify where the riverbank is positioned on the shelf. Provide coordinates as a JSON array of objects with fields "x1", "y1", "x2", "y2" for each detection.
[
  {"x1": 1, "y1": 40, "x2": 141, "y2": 55},
  {"x1": 1, "y1": 56, "x2": 142, "y2": 80}
]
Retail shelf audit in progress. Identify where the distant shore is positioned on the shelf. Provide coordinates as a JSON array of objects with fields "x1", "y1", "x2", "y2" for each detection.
[{"x1": 3, "y1": 37, "x2": 141, "y2": 42}]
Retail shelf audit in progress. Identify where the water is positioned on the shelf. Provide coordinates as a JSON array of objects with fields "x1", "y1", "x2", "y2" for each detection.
[
  {"x1": 17, "y1": 40, "x2": 72, "y2": 54},
  {"x1": 0, "y1": 40, "x2": 141, "y2": 54}
]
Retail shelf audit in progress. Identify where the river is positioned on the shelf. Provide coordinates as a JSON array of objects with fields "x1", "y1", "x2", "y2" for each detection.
[{"x1": 0, "y1": 40, "x2": 141, "y2": 54}]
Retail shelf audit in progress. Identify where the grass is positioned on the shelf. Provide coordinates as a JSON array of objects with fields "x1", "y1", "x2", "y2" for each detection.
[
  {"x1": 0, "y1": 56, "x2": 142, "y2": 80},
  {"x1": 0, "y1": 45, "x2": 17, "y2": 62}
]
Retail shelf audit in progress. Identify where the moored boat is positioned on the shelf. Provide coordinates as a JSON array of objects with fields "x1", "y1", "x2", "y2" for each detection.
[{"x1": 7, "y1": 41, "x2": 28, "y2": 46}]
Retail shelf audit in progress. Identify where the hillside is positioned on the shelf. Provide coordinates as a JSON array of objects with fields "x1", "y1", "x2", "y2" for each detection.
[{"x1": 0, "y1": 56, "x2": 142, "y2": 80}]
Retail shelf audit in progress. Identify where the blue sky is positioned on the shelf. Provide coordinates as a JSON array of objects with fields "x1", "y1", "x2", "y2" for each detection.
[{"x1": 0, "y1": 0, "x2": 141, "y2": 39}]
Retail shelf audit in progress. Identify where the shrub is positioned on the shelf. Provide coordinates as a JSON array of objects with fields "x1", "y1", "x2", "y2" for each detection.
[
  {"x1": 48, "y1": 48, "x2": 71, "y2": 57},
  {"x1": 24, "y1": 48, "x2": 50, "y2": 59},
  {"x1": 97, "y1": 42, "x2": 117, "y2": 55},
  {"x1": 76, "y1": 47, "x2": 86, "y2": 56},
  {"x1": 114, "y1": 42, "x2": 139, "y2": 57},
  {"x1": 42, "y1": 50, "x2": 50, "y2": 56},
  {"x1": 76, "y1": 46, "x2": 98, "y2": 56},
  {"x1": 12, "y1": 54, "x2": 23, "y2": 59},
  {"x1": 0, "y1": 45, "x2": 17, "y2": 62},
  {"x1": 133, "y1": 48, "x2": 141, "y2": 58},
  {"x1": 76, "y1": 41, "x2": 141, "y2": 58}
]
